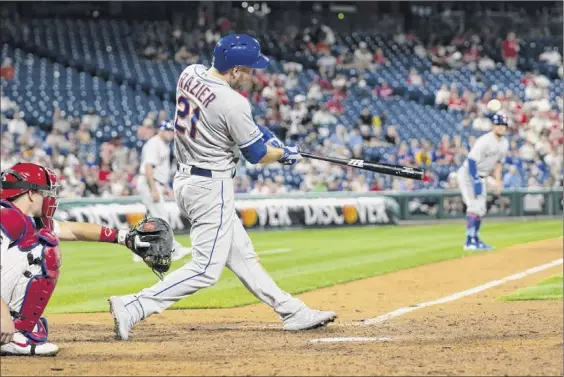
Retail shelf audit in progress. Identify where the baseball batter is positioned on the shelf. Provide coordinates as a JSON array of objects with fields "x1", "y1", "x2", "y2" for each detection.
[
  {"x1": 136, "y1": 120, "x2": 191, "y2": 262},
  {"x1": 109, "y1": 34, "x2": 336, "y2": 339},
  {"x1": 457, "y1": 112, "x2": 509, "y2": 250}
]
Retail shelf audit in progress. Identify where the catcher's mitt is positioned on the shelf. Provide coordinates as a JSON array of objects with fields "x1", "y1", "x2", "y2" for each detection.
[{"x1": 125, "y1": 217, "x2": 174, "y2": 280}]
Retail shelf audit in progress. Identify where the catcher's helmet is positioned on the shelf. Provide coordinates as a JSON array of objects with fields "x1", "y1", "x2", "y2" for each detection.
[
  {"x1": 1, "y1": 163, "x2": 61, "y2": 218},
  {"x1": 212, "y1": 34, "x2": 269, "y2": 73},
  {"x1": 489, "y1": 113, "x2": 508, "y2": 126}
]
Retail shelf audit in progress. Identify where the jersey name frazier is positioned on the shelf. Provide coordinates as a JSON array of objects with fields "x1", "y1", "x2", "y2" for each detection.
[{"x1": 177, "y1": 72, "x2": 217, "y2": 108}]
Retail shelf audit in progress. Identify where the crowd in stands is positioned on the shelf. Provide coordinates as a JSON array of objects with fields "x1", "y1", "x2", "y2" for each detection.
[{"x1": 1, "y1": 6, "x2": 563, "y2": 198}]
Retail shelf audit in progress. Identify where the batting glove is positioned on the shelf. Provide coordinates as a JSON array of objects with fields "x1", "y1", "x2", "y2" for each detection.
[
  {"x1": 279, "y1": 144, "x2": 302, "y2": 166},
  {"x1": 473, "y1": 177, "x2": 483, "y2": 196},
  {"x1": 266, "y1": 136, "x2": 284, "y2": 149}
]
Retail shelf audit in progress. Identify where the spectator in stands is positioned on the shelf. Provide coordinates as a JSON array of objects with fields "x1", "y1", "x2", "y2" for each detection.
[
  {"x1": 539, "y1": 46, "x2": 562, "y2": 67},
  {"x1": 81, "y1": 108, "x2": 101, "y2": 132},
  {"x1": 435, "y1": 84, "x2": 450, "y2": 110},
  {"x1": 519, "y1": 140, "x2": 536, "y2": 162},
  {"x1": 7, "y1": 111, "x2": 27, "y2": 136},
  {"x1": 503, "y1": 165, "x2": 523, "y2": 188},
  {"x1": 370, "y1": 177, "x2": 386, "y2": 191},
  {"x1": 502, "y1": 31, "x2": 520, "y2": 69},
  {"x1": 415, "y1": 141, "x2": 432, "y2": 166},
  {"x1": 354, "y1": 41, "x2": 373, "y2": 73},
  {"x1": 384, "y1": 126, "x2": 399, "y2": 145},
  {"x1": 375, "y1": 81, "x2": 394, "y2": 99},
  {"x1": 336, "y1": 49, "x2": 354, "y2": 70},
  {"x1": 431, "y1": 45, "x2": 448, "y2": 73},
  {"x1": 312, "y1": 103, "x2": 337, "y2": 127},
  {"x1": 52, "y1": 107, "x2": 71, "y2": 133},
  {"x1": 448, "y1": 91, "x2": 465, "y2": 112},
  {"x1": 373, "y1": 48, "x2": 387, "y2": 67},
  {"x1": 136, "y1": 118, "x2": 155, "y2": 141},
  {"x1": 407, "y1": 67, "x2": 423, "y2": 86},
  {"x1": 0, "y1": 57, "x2": 14, "y2": 80},
  {"x1": 478, "y1": 54, "x2": 496, "y2": 71},
  {"x1": 317, "y1": 50, "x2": 337, "y2": 79},
  {"x1": 463, "y1": 44, "x2": 480, "y2": 71}
]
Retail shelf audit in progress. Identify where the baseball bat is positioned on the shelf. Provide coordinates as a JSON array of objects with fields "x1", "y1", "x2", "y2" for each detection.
[{"x1": 300, "y1": 152, "x2": 425, "y2": 181}]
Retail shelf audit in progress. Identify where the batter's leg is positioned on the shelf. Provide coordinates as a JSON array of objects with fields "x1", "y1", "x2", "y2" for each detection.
[
  {"x1": 110, "y1": 179, "x2": 234, "y2": 340},
  {"x1": 225, "y1": 217, "x2": 336, "y2": 330}
]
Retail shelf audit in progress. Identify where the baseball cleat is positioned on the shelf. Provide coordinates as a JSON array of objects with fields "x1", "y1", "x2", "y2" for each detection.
[
  {"x1": 463, "y1": 241, "x2": 478, "y2": 251},
  {"x1": 476, "y1": 240, "x2": 494, "y2": 251},
  {"x1": 109, "y1": 296, "x2": 134, "y2": 341},
  {"x1": 171, "y1": 246, "x2": 192, "y2": 262},
  {"x1": 0, "y1": 333, "x2": 59, "y2": 356},
  {"x1": 282, "y1": 308, "x2": 337, "y2": 331}
]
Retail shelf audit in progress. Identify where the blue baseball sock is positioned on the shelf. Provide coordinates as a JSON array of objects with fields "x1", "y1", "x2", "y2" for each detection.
[
  {"x1": 466, "y1": 215, "x2": 477, "y2": 244},
  {"x1": 474, "y1": 216, "x2": 482, "y2": 242}
]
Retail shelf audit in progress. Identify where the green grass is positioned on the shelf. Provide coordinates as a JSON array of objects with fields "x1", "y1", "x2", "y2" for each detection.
[
  {"x1": 47, "y1": 219, "x2": 562, "y2": 314},
  {"x1": 501, "y1": 275, "x2": 563, "y2": 301}
]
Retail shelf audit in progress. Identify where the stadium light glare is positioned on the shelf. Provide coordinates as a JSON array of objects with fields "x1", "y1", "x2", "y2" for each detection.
[{"x1": 242, "y1": 2, "x2": 248, "y2": 8}]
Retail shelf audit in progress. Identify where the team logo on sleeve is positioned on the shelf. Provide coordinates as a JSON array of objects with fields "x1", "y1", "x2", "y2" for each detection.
[{"x1": 249, "y1": 128, "x2": 261, "y2": 139}]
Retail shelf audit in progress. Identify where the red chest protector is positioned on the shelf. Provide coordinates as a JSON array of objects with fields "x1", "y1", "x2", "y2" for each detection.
[{"x1": 0, "y1": 200, "x2": 60, "y2": 342}]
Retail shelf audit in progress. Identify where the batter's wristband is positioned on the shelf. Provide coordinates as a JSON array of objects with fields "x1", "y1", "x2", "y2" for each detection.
[{"x1": 100, "y1": 227, "x2": 118, "y2": 243}]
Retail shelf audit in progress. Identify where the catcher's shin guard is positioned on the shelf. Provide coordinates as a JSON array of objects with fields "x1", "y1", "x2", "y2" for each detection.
[{"x1": 13, "y1": 237, "x2": 60, "y2": 335}]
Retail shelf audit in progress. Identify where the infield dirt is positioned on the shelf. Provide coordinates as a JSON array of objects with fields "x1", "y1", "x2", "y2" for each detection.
[{"x1": 2, "y1": 238, "x2": 562, "y2": 376}]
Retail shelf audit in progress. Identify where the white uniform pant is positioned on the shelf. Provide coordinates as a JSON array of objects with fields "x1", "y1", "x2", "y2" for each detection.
[
  {"x1": 123, "y1": 173, "x2": 305, "y2": 320},
  {"x1": 1, "y1": 246, "x2": 43, "y2": 314},
  {"x1": 137, "y1": 176, "x2": 184, "y2": 250},
  {"x1": 457, "y1": 167, "x2": 487, "y2": 217}
]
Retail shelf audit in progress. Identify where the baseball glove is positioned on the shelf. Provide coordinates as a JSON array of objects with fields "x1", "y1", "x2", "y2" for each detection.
[{"x1": 124, "y1": 217, "x2": 174, "y2": 280}]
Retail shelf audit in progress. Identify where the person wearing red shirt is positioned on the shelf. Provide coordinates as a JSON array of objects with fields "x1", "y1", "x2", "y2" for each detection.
[
  {"x1": 502, "y1": 32, "x2": 520, "y2": 69},
  {"x1": 375, "y1": 81, "x2": 394, "y2": 98},
  {"x1": 0, "y1": 58, "x2": 14, "y2": 80},
  {"x1": 448, "y1": 92, "x2": 466, "y2": 111},
  {"x1": 374, "y1": 48, "x2": 386, "y2": 66}
]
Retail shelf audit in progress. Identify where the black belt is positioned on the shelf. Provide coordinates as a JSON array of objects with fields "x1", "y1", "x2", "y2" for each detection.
[{"x1": 178, "y1": 164, "x2": 236, "y2": 179}]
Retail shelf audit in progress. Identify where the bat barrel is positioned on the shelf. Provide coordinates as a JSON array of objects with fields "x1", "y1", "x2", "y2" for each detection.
[{"x1": 300, "y1": 152, "x2": 424, "y2": 180}]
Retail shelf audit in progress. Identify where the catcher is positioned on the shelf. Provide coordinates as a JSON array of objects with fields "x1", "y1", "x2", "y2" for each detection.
[{"x1": 0, "y1": 162, "x2": 173, "y2": 356}]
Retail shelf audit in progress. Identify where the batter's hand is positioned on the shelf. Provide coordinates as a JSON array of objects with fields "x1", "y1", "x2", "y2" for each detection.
[
  {"x1": 152, "y1": 188, "x2": 160, "y2": 203},
  {"x1": 279, "y1": 144, "x2": 302, "y2": 166}
]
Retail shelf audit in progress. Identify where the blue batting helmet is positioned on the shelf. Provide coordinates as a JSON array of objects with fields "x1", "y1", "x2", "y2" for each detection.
[
  {"x1": 159, "y1": 120, "x2": 174, "y2": 131},
  {"x1": 489, "y1": 113, "x2": 508, "y2": 126},
  {"x1": 212, "y1": 34, "x2": 269, "y2": 73}
]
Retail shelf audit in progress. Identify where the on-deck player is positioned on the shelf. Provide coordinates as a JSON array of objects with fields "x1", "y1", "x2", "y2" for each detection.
[
  {"x1": 457, "y1": 112, "x2": 509, "y2": 250},
  {"x1": 135, "y1": 120, "x2": 191, "y2": 262},
  {"x1": 109, "y1": 34, "x2": 336, "y2": 340},
  {"x1": 0, "y1": 163, "x2": 159, "y2": 356}
]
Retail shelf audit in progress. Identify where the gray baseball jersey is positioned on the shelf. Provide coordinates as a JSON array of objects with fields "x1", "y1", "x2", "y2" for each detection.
[
  {"x1": 464, "y1": 131, "x2": 509, "y2": 177},
  {"x1": 458, "y1": 131, "x2": 508, "y2": 216},
  {"x1": 140, "y1": 135, "x2": 171, "y2": 184},
  {"x1": 173, "y1": 64, "x2": 262, "y2": 171}
]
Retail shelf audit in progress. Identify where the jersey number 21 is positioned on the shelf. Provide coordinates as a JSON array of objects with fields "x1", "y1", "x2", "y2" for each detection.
[{"x1": 175, "y1": 96, "x2": 200, "y2": 139}]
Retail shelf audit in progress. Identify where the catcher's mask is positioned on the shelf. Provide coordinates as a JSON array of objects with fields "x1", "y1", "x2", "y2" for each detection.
[{"x1": 1, "y1": 163, "x2": 61, "y2": 218}]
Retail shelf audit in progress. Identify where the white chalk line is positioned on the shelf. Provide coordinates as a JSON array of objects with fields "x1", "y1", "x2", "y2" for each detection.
[
  {"x1": 258, "y1": 248, "x2": 292, "y2": 255},
  {"x1": 310, "y1": 337, "x2": 392, "y2": 343},
  {"x1": 362, "y1": 258, "x2": 563, "y2": 326}
]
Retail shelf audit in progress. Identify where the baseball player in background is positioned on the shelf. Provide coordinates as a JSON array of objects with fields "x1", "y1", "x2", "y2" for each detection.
[
  {"x1": 109, "y1": 34, "x2": 336, "y2": 340},
  {"x1": 135, "y1": 120, "x2": 191, "y2": 262},
  {"x1": 457, "y1": 111, "x2": 509, "y2": 251}
]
